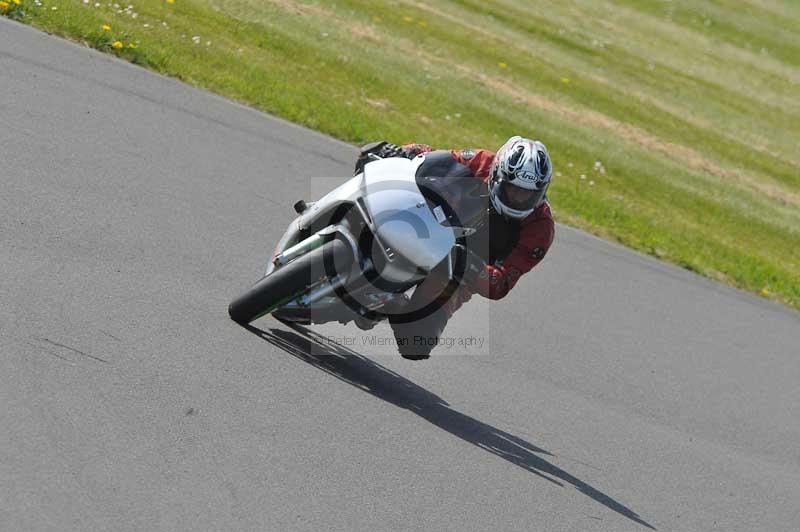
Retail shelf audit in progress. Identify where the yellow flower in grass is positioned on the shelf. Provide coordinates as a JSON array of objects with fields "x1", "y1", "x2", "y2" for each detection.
[
  {"x1": 102, "y1": 24, "x2": 112, "y2": 31},
  {"x1": 112, "y1": 41, "x2": 124, "y2": 49},
  {"x1": 498, "y1": 62, "x2": 508, "y2": 69},
  {"x1": 0, "y1": 1, "x2": 10, "y2": 9},
  {"x1": 127, "y1": 42, "x2": 137, "y2": 49},
  {"x1": 12, "y1": 0, "x2": 21, "y2": 5},
  {"x1": 402, "y1": 16, "x2": 413, "y2": 23},
  {"x1": 166, "y1": 0, "x2": 174, "y2": 4}
]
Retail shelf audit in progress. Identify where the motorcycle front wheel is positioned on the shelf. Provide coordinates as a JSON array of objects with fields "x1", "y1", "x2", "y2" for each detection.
[{"x1": 228, "y1": 238, "x2": 352, "y2": 324}]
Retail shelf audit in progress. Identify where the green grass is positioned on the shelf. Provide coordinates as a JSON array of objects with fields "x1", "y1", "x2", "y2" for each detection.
[{"x1": 5, "y1": 0, "x2": 799, "y2": 308}]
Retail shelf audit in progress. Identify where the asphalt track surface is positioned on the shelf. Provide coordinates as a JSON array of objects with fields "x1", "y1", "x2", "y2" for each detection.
[{"x1": 2, "y1": 18, "x2": 799, "y2": 532}]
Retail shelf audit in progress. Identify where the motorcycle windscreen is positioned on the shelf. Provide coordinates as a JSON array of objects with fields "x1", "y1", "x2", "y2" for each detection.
[{"x1": 414, "y1": 174, "x2": 490, "y2": 230}]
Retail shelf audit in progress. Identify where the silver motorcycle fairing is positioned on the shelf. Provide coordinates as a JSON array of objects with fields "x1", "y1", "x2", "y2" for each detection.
[
  {"x1": 265, "y1": 173, "x2": 365, "y2": 276},
  {"x1": 268, "y1": 156, "x2": 455, "y2": 276},
  {"x1": 268, "y1": 156, "x2": 457, "y2": 323},
  {"x1": 362, "y1": 156, "x2": 456, "y2": 283}
]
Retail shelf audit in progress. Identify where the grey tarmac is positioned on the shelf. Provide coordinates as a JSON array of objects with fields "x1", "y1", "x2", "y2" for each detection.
[{"x1": 1, "y1": 18, "x2": 799, "y2": 532}]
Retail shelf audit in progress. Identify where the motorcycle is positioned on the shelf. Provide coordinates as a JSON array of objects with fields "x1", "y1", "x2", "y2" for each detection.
[{"x1": 228, "y1": 153, "x2": 489, "y2": 329}]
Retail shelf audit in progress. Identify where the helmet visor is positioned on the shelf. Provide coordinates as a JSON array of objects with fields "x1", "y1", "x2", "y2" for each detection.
[{"x1": 497, "y1": 180, "x2": 545, "y2": 211}]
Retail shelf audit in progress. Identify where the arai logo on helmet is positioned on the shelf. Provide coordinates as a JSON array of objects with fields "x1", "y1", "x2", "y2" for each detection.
[{"x1": 515, "y1": 170, "x2": 538, "y2": 182}]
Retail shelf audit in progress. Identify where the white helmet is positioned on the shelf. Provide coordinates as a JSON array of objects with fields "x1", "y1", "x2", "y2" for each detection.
[{"x1": 489, "y1": 136, "x2": 553, "y2": 219}]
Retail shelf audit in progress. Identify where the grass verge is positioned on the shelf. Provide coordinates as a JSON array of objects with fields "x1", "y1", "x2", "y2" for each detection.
[{"x1": 4, "y1": 0, "x2": 799, "y2": 309}]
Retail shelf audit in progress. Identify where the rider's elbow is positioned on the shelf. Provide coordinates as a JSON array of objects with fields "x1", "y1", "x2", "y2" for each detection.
[
  {"x1": 488, "y1": 289, "x2": 509, "y2": 301},
  {"x1": 481, "y1": 284, "x2": 509, "y2": 300}
]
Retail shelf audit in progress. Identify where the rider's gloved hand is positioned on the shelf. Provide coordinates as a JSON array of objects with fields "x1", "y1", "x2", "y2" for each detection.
[
  {"x1": 354, "y1": 141, "x2": 411, "y2": 174},
  {"x1": 377, "y1": 143, "x2": 407, "y2": 158}
]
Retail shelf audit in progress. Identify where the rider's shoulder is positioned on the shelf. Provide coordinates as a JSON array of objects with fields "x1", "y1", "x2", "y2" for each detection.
[
  {"x1": 449, "y1": 148, "x2": 495, "y2": 160},
  {"x1": 455, "y1": 148, "x2": 476, "y2": 160},
  {"x1": 521, "y1": 201, "x2": 554, "y2": 226}
]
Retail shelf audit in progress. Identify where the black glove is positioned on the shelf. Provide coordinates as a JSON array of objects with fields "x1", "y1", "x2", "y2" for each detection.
[
  {"x1": 354, "y1": 141, "x2": 409, "y2": 174},
  {"x1": 377, "y1": 143, "x2": 407, "y2": 158}
]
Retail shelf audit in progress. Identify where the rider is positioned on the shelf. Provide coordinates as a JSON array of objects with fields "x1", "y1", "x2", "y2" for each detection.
[{"x1": 354, "y1": 136, "x2": 555, "y2": 360}]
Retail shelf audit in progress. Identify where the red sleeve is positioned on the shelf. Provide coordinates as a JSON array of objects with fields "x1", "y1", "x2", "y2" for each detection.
[
  {"x1": 451, "y1": 149, "x2": 496, "y2": 179},
  {"x1": 472, "y1": 203, "x2": 555, "y2": 300},
  {"x1": 401, "y1": 147, "x2": 496, "y2": 179}
]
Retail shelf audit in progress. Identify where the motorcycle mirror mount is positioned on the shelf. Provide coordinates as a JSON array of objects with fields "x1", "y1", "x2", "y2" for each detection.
[{"x1": 293, "y1": 200, "x2": 308, "y2": 214}]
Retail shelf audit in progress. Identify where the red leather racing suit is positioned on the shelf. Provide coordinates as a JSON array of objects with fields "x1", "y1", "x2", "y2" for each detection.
[
  {"x1": 386, "y1": 143, "x2": 555, "y2": 358},
  {"x1": 403, "y1": 143, "x2": 555, "y2": 300}
]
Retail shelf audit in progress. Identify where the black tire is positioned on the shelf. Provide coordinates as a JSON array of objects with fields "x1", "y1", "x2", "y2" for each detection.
[{"x1": 228, "y1": 238, "x2": 353, "y2": 324}]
